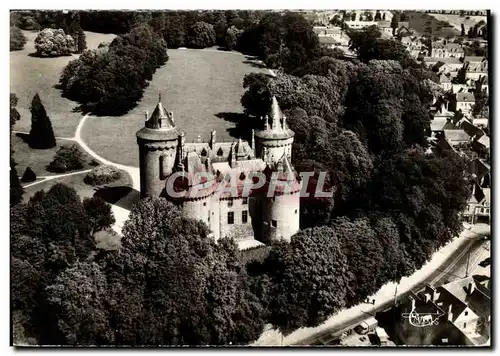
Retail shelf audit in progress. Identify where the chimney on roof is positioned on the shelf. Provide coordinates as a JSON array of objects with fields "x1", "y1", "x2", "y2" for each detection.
[
  {"x1": 210, "y1": 130, "x2": 216, "y2": 149},
  {"x1": 467, "y1": 281, "x2": 475, "y2": 295}
]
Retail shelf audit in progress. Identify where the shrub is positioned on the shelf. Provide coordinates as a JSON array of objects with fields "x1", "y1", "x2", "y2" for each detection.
[
  {"x1": 10, "y1": 27, "x2": 27, "y2": 51},
  {"x1": 21, "y1": 167, "x2": 37, "y2": 183},
  {"x1": 34, "y1": 28, "x2": 75, "y2": 57},
  {"x1": 84, "y1": 165, "x2": 121, "y2": 186},
  {"x1": 47, "y1": 144, "x2": 86, "y2": 173},
  {"x1": 89, "y1": 159, "x2": 100, "y2": 167}
]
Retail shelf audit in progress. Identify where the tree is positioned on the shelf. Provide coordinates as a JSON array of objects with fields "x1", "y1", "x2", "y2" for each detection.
[
  {"x1": 47, "y1": 144, "x2": 86, "y2": 173},
  {"x1": 34, "y1": 28, "x2": 75, "y2": 57},
  {"x1": 75, "y1": 25, "x2": 87, "y2": 53},
  {"x1": 10, "y1": 26, "x2": 27, "y2": 51},
  {"x1": 331, "y1": 217, "x2": 385, "y2": 306},
  {"x1": 391, "y1": 12, "x2": 400, "y2": 35},
  {"x1": 375, "y1": 11, "x2": 382, "y2": 21},
  {"x1": 10, "y1": 157, "x2": 23, "y2": 206},
  {"x1": 83, "y1": 196, "x2": 115, "y2": 233},
  {"x1": 45, "y1": 262, "x2": 114, "y2": 345},
  {"x1": 351, "y1": 13, "x2": 356, "y2": 21},
  {"x1": 21, "y1": 167, "x2": 37, "y2": 183},
  {"x1": 187, "y1": 21, "x2": 216, "y2": 48},
  {"x1": 224, "y1": 25, "x2": 243, "y2": 50},
  {"x1": 29, "y1": 93, "x2": 56, "y2": 149},
  {"x1": 382, "y1": 13, "x2": 386, "y2": 21},
  {"x1": 10, "y1": 93, "x2": 21, "y2": 129},
  {"x1": 452, "y1": 63, "x2": 469, "y2": 84},
  {"x1": 461, "y1": 23, "x2": 465, "y2": 37},
  {"x1": 101, "y1": 197, "x2": 265, "y2": 345},
  {"x1": 264, "y1": 227, "x2": 352, "y2": 332}
]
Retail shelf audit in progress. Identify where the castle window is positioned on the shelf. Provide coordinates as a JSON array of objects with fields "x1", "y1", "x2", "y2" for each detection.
[
  {"x1": 228, "y1": 199, "x2": 233, "y2": 207},
  {"x1": 463, "y1": 322, "x2": 467, "y2": 328},
  {"x1": 242, "y1": 211, "x2": 248, "y2": 224},
  {"x1": 464, "y1": 311, "x2": 468, "y2": 316},
  {"x1": 208, "y1": 212, "x2": 210, "y2": 223},
  {"x1": 295, "y1": 209, "x2": 298, "y2": 214},
  {"x1": 243, "y1": 198, "x2": 248, "y2": 205},
  {"x1": 203, "y1": 202, "x2": 207, "y2": 206},
  {"x1": 228, "y1": 212, "x2": 234, "y2": 224},
  {"x1": 271, "y1": 220, "x2": 277, "y2": 228}
]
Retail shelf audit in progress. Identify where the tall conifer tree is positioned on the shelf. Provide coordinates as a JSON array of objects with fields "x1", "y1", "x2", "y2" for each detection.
[{"x1": 29, "y1": 93, "x2": 56, "y2": 149}]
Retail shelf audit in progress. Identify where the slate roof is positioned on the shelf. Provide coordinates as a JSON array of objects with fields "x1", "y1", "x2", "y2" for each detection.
[{"x1": 443, "y1": 129, "x2": 471, "y2": 143}]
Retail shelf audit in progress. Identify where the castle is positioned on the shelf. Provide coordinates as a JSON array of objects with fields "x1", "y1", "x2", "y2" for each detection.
[{"x1": 136, "y1": 95, "x2": 301, "y2": 245}]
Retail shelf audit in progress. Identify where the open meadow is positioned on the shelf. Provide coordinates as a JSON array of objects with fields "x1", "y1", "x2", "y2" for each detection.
[
  {"x1": 404, "y1": 11, "x2": 460, "y2": 37},
  {"x1": 81, "y1": 48, "x2": 269, "y2": 167},
  {"x1": 10, "y1": 30, "x2": 116, "y2": 138}
]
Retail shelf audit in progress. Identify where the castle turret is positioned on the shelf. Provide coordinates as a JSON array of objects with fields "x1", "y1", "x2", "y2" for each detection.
[
  {"x1": 136, "y1": 93, "x2": 180, "y2": 198},
  {"x1": 255, "y1": 96, "x2": 295, "y2": 164},
  {"x1": 260, "y1": 153, "x2": 301, "y2": 243}
]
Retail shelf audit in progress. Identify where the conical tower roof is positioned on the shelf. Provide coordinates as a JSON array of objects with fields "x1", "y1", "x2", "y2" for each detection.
[
  {"x1": 255, "y1": 96, "x2": 294, "y2": 140},
  {"x1": 146, "y1": 93, "x2": 176, "y2": 130},
  {"x1": 136, "y1": 93, "x2": 180, "y2": 142}
]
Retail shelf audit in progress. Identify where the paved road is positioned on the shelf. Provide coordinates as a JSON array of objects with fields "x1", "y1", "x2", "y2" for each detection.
[{"x1": 294, "y1": 226, "x2": 490, "y2": 346}]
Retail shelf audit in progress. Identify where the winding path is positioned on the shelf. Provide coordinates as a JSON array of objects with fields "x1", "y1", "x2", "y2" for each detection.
[
  {"x1": 22, "y1": 169, "x2": 92, "y2": 188},
  {"x1": 74, "y1": 114, "x2": 141, "y2": 234}
]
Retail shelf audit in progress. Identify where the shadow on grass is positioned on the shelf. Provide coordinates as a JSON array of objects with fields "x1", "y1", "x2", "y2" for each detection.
[
  {"x1": 15, "y1": 132, "x2": 30, "y2": 144},
  {"x1": 94, "y1": 186, "x2": 139, "y2": 209},
  {"x1": 242, "y1": 59, "x2": 267, "y2": 69},
  {"x1": 27, "y1": 52, "x2": 73, "y2": 58},
  {"x1": 215, "y1": 112, "x2": 260, "y2": 141}
]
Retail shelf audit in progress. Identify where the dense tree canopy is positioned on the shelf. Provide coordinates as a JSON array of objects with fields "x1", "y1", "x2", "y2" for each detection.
[
  {"x1": 187, "y1": 21, "x2": 216, "y2": 48},
  {"x1": 59, "y1": 24, "x2": 168, "y2": 115},
  {"x1": 262, "y1": 227, "x2": 351, "y2": 332}
]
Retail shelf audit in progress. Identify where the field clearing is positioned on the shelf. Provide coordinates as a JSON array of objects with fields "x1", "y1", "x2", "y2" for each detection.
[
  {"x1": 23, "y1": 168, "x2": 133, "y2": 203},
  {"x1": 81, "y1": 48, "x2": 269, "y2": 167},
  {"x1": 11, "y1": 134, "x2": 95, "y2": 177},
  {"x1": 405, "y1": 11, "x2": 460, "y2": 37},
  {"x1": 10, "y1": 30, "x2": 116, "y2": 138},
  {"x1": 428, "y1": 13, "x2": 487, "y2": 32}
]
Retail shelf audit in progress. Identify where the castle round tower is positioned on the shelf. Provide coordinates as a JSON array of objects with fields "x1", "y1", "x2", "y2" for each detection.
[
  {"x1": 136, "y1": 94, "x2": 180, "y2": 198},
  {"x1": 254, "y1": 96, "x2": 295, "y2": 164},
  {"x1": 260, "y1": 154, "x2": 301, "y2": 243}
]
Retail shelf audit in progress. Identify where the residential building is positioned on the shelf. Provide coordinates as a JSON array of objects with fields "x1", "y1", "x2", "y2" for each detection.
[
  {"x1": 391, "y1": 278, "x2": 491, "y2": 346},
  {"x1": 449, "y1": 92, "x2": 475, "y2": 116},
  {"x1": 465, "y1": 57, "x2": 488, "y2": 81},
  {"x1": 423, "y1": 57, "x2": 463, "y2": 73},
  {"x1": 430, "y1": 42, "x2": 464, "y2": 58},
  {"x1": 439, "y1": 74, "x2": 452, "y2": 91}
]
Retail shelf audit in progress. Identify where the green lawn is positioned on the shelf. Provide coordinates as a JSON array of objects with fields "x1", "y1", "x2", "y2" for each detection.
[
  {"x1": 23, "y1": 168, "x2": 133, "y2": 203},
  {"x1": 405, "y1": 11, "x2": 460, "y2": 37},
  {"x1": 10, "y1": 30, "x2": 116, "y2": 138},
  {"x1": 81, "y1": 48, "x2": 269, "y2": 167},
  {"x1": 11, "y1": 134, "x2": 95, "y2": 177}
]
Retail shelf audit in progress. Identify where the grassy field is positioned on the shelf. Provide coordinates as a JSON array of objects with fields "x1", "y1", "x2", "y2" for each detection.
[
  {"x1": 404, "y1": 11, "x2": 460, "y2": 37},
  {"x1": 10, "y1": 30, "x2": 116, "y2": 138},
  {"x1": 23, "y1": 168, "x2": 133, "y2": 203},
  {"x1": 11, "y1": 134, "x2": 95, "y2": 177},
  {"x1": 81, "y1": 48, "x2": 269, "y2": 167},
  {"x1": 427, "y1": 13, "x2": 487, "y2": 32}
]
